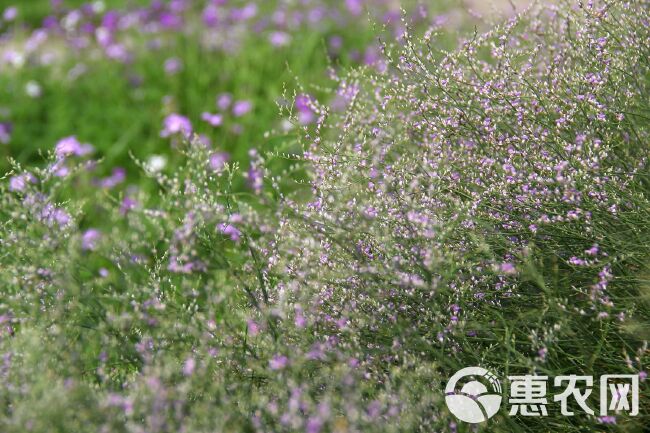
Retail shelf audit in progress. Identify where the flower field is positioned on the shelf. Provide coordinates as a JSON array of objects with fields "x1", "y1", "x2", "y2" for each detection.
[{"x1": 0, "y1": 1, "x2": 648, "y2": 432}]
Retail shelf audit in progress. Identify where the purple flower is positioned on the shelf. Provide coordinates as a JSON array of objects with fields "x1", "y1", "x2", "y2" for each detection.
[
  {"x1": 160, "y1": 113, "x2": 192, "y2": 138},
  {"x1": 231, "y1": 3, "x2": 257, "y2": 21},
  {"x1": 3, "y1": 6, "x2": 17, "y2": 22},
  {"x1": 120, "y1": 197, "x2": 137, "y2": 215},
  {"x1": 500, "y1": 262, "x2": 516, "y2": 274},
  {"x1": 183, "y1": 357, "x2": 196, "y2": 376},
  {"x1": 568, "y1": 256, "x2": 587, "y2": 266},
  {"x1": 81, "y1": 229, "x2": 101, "y2": 251},
  {"x1": 295, "y1": 94, "x2": 316, "y2": 124},
  {"x1": 104, "y1": 44, "x2": 129, "y2": 62},
  {"x1": 164, "y1": 57, "x2": 183, "y2": 75},
  {"x1": 55, "y1": 136, "x2": 94, "y2": 158},
  {"x1": 345, "y1": 0, "x2": 363, "y2": 16},
  {"x1": 246, "y1": 165, "x2": 263, "y2": 194},
  {"x1": 597, "y1": 416, "x2": 617, "y2": 424},
  {"x1": 158, "y1": 11, "x2": 182, "y2": 30},
  {"x1": 40, "y1": 204, "x2": 70, "y2": 228},
  {"x1": 216, "y1": 93, "x2": 232, "y2": 111},
  {"x1": 306, "y1": 418, "x2": 323, "y2": 433},
  {"x1": 98, "y1": 167, "x2": 126, "y2": 188},
  {"x1": 209, "y1": 152, "x2": 229, "y2": 172},
  {"x1": 201, "y1": 112, "x2": 223, "y2": 127},
  {"x1": 0, "y1": 122, "x2": 12, "y2": 144},
  {"x1": 218, "y1": 223, "x2": 241, "y2": 242},
  {"x1": 101, "y1": 11, "x2": 120, "y2": 31},
  {"x1": 269, "y1": 355, "x2": 288, "y2": 370},
  {"x1": 247, "y1": 320, "x2": 260, "y2": 336},
  {"x1": 9, "y1": 173, "x2": 35, "y2": 192},
  {"x1": 202, "y1": 4, "x2": 219, "y2": 27},
  {"x1": 269, "y1": 31, "x2": 291, "y2": 47},
  {"x1": 232, "y1": 100, "x2": 252, "y2": 117}
]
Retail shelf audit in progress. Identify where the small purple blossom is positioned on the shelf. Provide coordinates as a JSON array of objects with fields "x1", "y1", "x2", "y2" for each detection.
[
  {"x1": 597, "y1": 416, "x2": 617, "y2": 424},
  {"x1": 295, "y1": 94, "x2": 316, "y2": 125},
  {"x1": 202, "y1": 4, "x2": 219, "y2": 27},
  {"x1": 201, "y1": 112, "x2": 223, "y2": 127},
  {"x1": 164, "y1": 57, "x2": 183, "y2": 75},
  {"x1": 216, "y1": 93, "x2": 232, "y2": 111},
  {"x1": 232, "y1": 100, "x2": 252, "y2": 117},
  {"x1": 246, "y1": 165, "x2": 263, "y2": 194},
  {"x1": 269, "y1": 355, "x2": 288, "y2": 370},
  {"x1": 269, "y1": 31, "x2": 291, "y2": 47},
  {"x1": 3, "y1": 6, "x2": 17, "y2": 22},
  {"x1": 120, "y1": 197, "x2": 138, "y2": 215},
  {"x1": 500, "y1": 262, "x2": 516, "y2": 275},
  {"x1": 569, "y1": 256, "x2": 587, "y2": 266},
  {"x1": 247, "y1": 320, "x2": 260, "y2": 336},
  {"x1": 218, "y1": 223, "x2": 241, "y2": 242},
  {"x1": 81, "y1": 229, "x2": 102, "y2": 251},
  {"x1": 209, "y1": 152, "x2": 229, "y2": 172},
  {"x1": 183, "y1": 357, "x2": 196, "y2": 376},
  {"x1": 345, "y1": 0, "x2": 363, "y2": 16},
  {"x1": 0, "y1": 122, "x2": 11, "y2": 144},
  {"x1": 160, "y1": 113, "x2": 192, "y2": 138},
  {"x1": 98, "y1": 167, "x2": 126, "y2": 188},
  {"x1": 55, "y1": 136, "x2": 94, "y2": 158},
  {"x1": 9, "y1": 173, "x2": 35, "y2": 192}
]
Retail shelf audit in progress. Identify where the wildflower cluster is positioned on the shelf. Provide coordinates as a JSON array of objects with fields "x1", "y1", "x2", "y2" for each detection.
[{"x1": 0, "y1": 1, "x2": 648, "y2": 433}]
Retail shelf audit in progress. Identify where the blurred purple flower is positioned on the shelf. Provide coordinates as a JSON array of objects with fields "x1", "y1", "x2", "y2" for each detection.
[
  {"x1": 42, "y1": 15, "x2": 58, "y2": 30},
  {"x1": 82, "y1": 229, "x2": 101, "y2": 251},
  {"x1": 306, "y1": 418, "x2": 323, "y2": 433},
  {"x1": 120, "y1": 197, "x2": 138, "y2": 215},
  {"x1": 99, "y1": 167, "x2": 126, "y2": 188},
  {"x1": 202, "y1": 4, "x2": 219, "y2": 27},
  {"x1": 209, "y1": 152, "x2": 229, "y2": 172},
  {"x1": 269, "y1": 355, "x2": 288, "y2": 370},
  {"x1": 164, "y1": 57, "x2": 183, "y2": 75},
  {"x1": 269, "y1": 31, "x2": 291, "y2": 47},
  {"x1": 329, "y1": 35, "x2": 343, "y2": 53},
  {"x1": 102, "y1": 11, "x2": 120, "y2": 31},
  {"x1": 43, "y1": 206, "x2": 71, "y2": 228},
  {"x1": 105, "y1": 44, "x2": 129, "y2": 62},
  {"x1": 9, "y1": 173, "x2": 35, "y2": 192},
  {"x1": 500, "y1": 262, "x2": 516, "y2": 274},
  {"x1": 55, "y1": 136, "x2": 94, "y2": 158},
  {"x1": 295, "y1": 94, "x2": 315, "y2": 124},
  {"x1": 247, "y1": 319, "x2": 260, "y2": 336},
  {"x1": 246, "y1": 165, "x2": 263, "y2": 194},
  {"x1": 201, "y1": 112, "x2": 223, "y2": 127},
  {"x1": 183, "y1": 357, "x2": 196, "y2": 376},
  {"x1": 0, "y1": 122, "x2": 12, "y2": 144},
  {"x1": 232, "y1": 100, "x2": 252, "y2": 117},
  {"x1": 216, "y1": 93, "x2": 232, "y2": 111},
  {"x1": 218, "y1": 223, "x2": 241, "y2": 242},
  {"x1": 159, "y1": 12, "x2": 182, "y2": 30},
  {"x1": 161, "y1": 113, "x2": 192, "y2": 138},
  {"x1": 231, "y1": 3, "x2": 257, "y2": 21},
  {"x1": 345, "y1": 0, "x2": 363, "y2": 16},
  {"x1": 3, "y1": 6, "x2": 17, "y2": 22}
]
